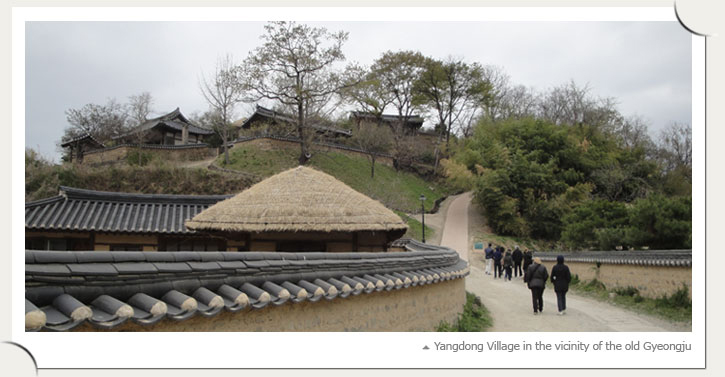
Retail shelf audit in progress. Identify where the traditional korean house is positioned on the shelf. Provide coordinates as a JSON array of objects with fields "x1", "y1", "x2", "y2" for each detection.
[
  {"x1": 59, "y1": 133, "x2": 105, "y2": 163},
  {"x1": 349, "y1": 111, "x2": 425, "y2": 134},
  {"x1": 25, "y1": 187, "x2": 233, "y2": 251},
  {"x1": 186, "y1": 166, "x2": 408, "y2": 252},
  {"x1": 240, "y1": 105, "x2": 352, "y2": 139},
  {"x1": 114, "y1": 108, "x2": 214, "y2": 145}
]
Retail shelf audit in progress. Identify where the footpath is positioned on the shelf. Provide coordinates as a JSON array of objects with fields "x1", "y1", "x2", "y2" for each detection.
[{"x1": 438, "y1": 193, "x2": 688, "y2": 332}]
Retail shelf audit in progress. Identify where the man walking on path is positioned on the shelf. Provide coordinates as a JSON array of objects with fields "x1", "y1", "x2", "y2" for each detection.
[
  {"x1": 493, "y1": 246, "x2": 503, "y2": 279},
  {"x1": 551, "y1": 255, "x2": 572, "y2": 315},
  {"x1": 512, "y1": 246, "x2": 523, "y2": 278},
  {"x1": 524, "y1": 257, "x2": 549, "y2": 315},
  {"x1": 503, "y1": 250, "x2": 514, "y2": 281},
  {"x1": 484, "y1": 243, "x2": 494, "y2": 275}
]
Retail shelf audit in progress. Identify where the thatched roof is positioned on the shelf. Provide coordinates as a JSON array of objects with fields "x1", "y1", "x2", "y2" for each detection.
[{"x1": 185, "y1": 166, "x2": 408, "y2": 233}]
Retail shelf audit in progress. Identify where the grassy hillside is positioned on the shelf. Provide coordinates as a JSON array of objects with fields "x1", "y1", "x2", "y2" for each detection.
[
  {"x1": 219, "y1": 143, "x2": 454, "y2": 213},
  {"x1": 25, "y1": 150, "x2": 254, "y2": 201}
]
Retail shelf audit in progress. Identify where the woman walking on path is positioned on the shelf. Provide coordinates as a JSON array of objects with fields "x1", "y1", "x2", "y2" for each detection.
[
  {"x1": 503, "y1": 250, "x2": 513, "y2": 281},
  {"x1": 522, "y1": 249, "x2": 533, "y2": 279},
  {"x1": 550, "y1": 255, "x2": 572, "y2": 315},
  {"x1": 524, "y1": 257, "x2": 549, "y2": 315}
]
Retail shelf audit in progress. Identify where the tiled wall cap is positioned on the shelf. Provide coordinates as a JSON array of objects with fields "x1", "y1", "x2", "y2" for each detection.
[
  {"x1": 25, "y1": 300, "x2": 46, "y2": 331},
  {"x1": 313, "y1": 279, "x2": 338, "y2": 297},
  {"x1": 297, "y1": 280, "x2": 325, "y2": 300},
  {"x1": 217, "y1": 285, "x2": 249, "y2": 308},
  {"x1": 193, "y1": 287, "x2": 224, "y2": 309},
  {"x1": 53, "y1": 294, "x2": 92, "y2": 321},
  {"x1": 280, "y1": 282, "x2": 308, "y2": 301},
  {"x1": 262, "y1": 282, "x2": 290, "y2": 300},
  {"x1": 91, "y1": 295, "x2": 133, "y2": 318},
  {"x1": 241, "y1": 283, "x2": 271, "y2": 304},
  {"x1": 128, "y1": 293, "x2": 168, "y2": 316},
  {"x1": 162, "y1": 290, "x2": 198, "y2": 312}
]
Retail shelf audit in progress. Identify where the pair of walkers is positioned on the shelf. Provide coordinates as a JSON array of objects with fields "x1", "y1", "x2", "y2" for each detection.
[{"x1": 523, "y1": 255, "x2": 571, "y2": 315}]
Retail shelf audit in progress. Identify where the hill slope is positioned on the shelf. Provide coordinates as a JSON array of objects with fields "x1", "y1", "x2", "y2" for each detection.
[{"x1": 219, "y1": 142, "x2": 453, "y2": 213}]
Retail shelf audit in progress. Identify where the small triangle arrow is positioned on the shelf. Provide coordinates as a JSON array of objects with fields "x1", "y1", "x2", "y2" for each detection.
[{"x1": 423, "y1": 345, "x2": 430, "y2": 350}]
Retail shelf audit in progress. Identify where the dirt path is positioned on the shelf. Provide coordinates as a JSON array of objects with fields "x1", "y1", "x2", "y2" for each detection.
[
  {"x1": 439, "y1": 192, "x2": 688, "y2": 332},
  {"x1": 178, "y1": 156, "x2": 217, "y2": 169}
]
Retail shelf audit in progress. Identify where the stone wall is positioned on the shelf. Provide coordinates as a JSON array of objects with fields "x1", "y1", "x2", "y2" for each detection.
[
  {"x1": 539, "y1": 260, "x2": 691, "y2": 299},
  {"x1": 234, "y1": 137, "x2": 395, "y2": 166},
  {"x1": 82, "y1": 145, "x2": 216, "y2": 165},
  {"x1": 76, "y1": 278, "x2": 466, "y2": 332}
]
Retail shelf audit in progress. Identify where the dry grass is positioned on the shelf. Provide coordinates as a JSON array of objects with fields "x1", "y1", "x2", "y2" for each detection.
[{"x1": 186, "y1": 166, "x2": 409, "y2": 233}]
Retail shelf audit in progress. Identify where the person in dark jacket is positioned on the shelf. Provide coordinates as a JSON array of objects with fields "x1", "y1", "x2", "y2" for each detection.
[
  {"x1": 550, "y1": 255, "x2": 572, "y2": 315},
  {"x1": 493, "y1": 247, "x2": 503, "y2": 279},
  {"x1": 484, "y1": 244, "x2": 494, "y2": 275},
  {"x1": 524, "y1": 257, "x2": 549, "y2": 315},
  {"x1": 512, "y1": 246, "x2": 524, "y2": 278},
  {"x1": 522, "y1": 249, "x2": 533, "y2": 279},
  {"x1": 503, "y1": 250, "x2": 514, "y2": 281}
]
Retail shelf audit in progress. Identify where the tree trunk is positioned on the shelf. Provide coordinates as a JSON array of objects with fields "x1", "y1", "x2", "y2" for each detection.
[
  {"x1": 222, "y1": 130, "x2": 230, "y2": 165},
  {"x1": 297, "y1": 102, "x2": 309, "y2": 165},
  {"x1": 370, "y1": 155, "x2": 376, "y2": 178}
]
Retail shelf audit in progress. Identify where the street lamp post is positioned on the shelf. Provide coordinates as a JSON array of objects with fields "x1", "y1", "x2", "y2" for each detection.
[{"x1": 419, "y1": 194, "x2": 426, "y2": 243}]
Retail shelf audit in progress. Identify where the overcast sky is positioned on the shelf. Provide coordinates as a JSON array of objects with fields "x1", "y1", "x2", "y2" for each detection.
[{"x1": 25, "y1": 21, "x2": 691, "y2": 161}]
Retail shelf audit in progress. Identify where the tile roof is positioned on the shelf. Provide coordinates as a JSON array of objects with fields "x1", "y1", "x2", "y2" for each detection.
[
  {"x1": 25, "y1": 187, "x2": 232, "y2": 234},
  {"x1": 115, "y1": 108, "x2": 214, "y2": 140},
  {"x1": 536, "y1": 250, "x2": 692, "y2": 267},
  {"x1": 241, "y1": 105, "x2": 352, "y2": 137},
  {"x1": 24, "y1": 239, "x2": 469, "y2": 331},
  {"x1": 59, "y1": 133, "x2": 106, "y2": 149},
  {"x1": 350, "y1": 111, "x2": 425, "y2": 127}
]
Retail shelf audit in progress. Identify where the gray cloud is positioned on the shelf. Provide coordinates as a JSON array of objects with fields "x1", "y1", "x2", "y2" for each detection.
[{"x1": 25, "y1": 21, "x2": 691, "y2": 161}]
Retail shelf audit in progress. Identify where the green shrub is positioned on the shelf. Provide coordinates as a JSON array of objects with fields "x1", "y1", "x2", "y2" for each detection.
[
  {"x1": 613, "y1": 286, "x2": 640, "y2": 297},
  {"x1": 655, "y1": 285, "x2": 691, "y2": 309},
  {"x1": 127, "y1": 150, "x2": 153, "y2": 166},
  {"x1": 436, "y1": 292, "x2": 492, "y2": 332},
  {"x1": 570, "y1": 274, "x2": 580, "y2": 286}
]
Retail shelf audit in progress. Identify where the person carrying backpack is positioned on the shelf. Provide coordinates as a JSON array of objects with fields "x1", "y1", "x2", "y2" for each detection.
[
  {"x1": 550, "y1": 255, "x2": 572, "y2": 315},
  {"x1": 493, "y1": 246, "x2": 503, "y2": 279},
  {"x1": 484, "y1": 243, "x2": 494, "y2": 275},
  {"x1": 524, "y1": 257, "x2": 549, "y2": 315}
]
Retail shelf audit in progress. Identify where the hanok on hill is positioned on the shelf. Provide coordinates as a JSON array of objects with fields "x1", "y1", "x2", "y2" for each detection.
[
  {"x1": 59, "y1": 133, "x2": 105, "y2": 163},
  {"x1": 114, "y1": 107, "x2": 214, "y2": 145},
  {"x1": 349, "y1": 111, "x2": 425, "y2": 134},
  {"x1": 240, "y1": 105, "x2": 352, "y2": 139}
]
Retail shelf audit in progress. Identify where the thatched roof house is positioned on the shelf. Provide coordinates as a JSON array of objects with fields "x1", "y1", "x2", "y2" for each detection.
[{"x1": 186, "y1": 166, "x2": 407, "y2": 252}]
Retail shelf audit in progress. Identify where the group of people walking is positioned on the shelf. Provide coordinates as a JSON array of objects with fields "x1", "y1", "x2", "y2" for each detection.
[{"x1": 483, "y1": 243, "x2": 572, "y2": 315}]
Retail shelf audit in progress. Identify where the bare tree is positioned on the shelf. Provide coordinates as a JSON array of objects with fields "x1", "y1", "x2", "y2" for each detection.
[
  {"x1": 200, "y1": 55, "x2": 244, "y2": 165},
  {"x1": 126, "y1": 92, "x2": 154, "y2": 126},
  {"x1": 371, "y1": 50, "x2": 426, "y2": 170},
  {"x1": 63, "y1": 98, "x2": 127, "y2": 143},
  {"x1": 238, "y1": 21, "x2": 350, "y2": 164},
  {"x1": 126, "y1": 92, "x2": 155, "y2": 144},
  {"x1": 353, "y1": 123, "x2": 394, "y2": 178},
  {"x1": 414, "y1": 57, "x2": 490, "y2": 146},
  {"x1": 658, "y1": 122, "x2": 692, "y2": 176},
  {"x1": 341, "y1": 65, "x2": 394, "y2": 125}
]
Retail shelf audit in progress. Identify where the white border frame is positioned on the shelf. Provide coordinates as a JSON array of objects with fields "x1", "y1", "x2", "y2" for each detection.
[{"x1": 12, "y1": 6, "x2": 705, "y2": 369}]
